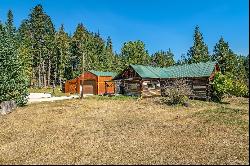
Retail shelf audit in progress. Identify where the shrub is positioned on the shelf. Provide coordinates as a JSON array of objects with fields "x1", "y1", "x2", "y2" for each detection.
[
  {"x1": 162, "y1": 79, "x2": 193, "y2": 105},
  {"x1": 211, "y1": 72, "x2": 233, "y2": 102},
  {"x1": 230, "y1": 80, "x2": 249, "y2": 97}
]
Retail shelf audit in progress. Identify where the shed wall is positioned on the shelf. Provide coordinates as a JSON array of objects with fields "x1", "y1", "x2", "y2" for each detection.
[
  {"x1": 65, "y1": 72, "x2": 115, "y2": 95},
  {"x1": 97, "y1": 76, "x2": 115, "y2": 95}
]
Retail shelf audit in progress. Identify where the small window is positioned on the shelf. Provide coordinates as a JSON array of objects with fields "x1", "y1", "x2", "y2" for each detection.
[
  {"x1": 148, "y1": 83, "x2": 155, "y2": 89},
  {"x1": 128, "y1": 83, "x2": 138, "y2": 90}
]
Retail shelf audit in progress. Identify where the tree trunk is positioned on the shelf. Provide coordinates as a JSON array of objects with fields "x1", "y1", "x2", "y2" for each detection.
[
  {"x1": 59, "y1": 48, "x2": 62, "y2": 88},
  {"x1": 54, "y1": 63, "x2": 57, "y2": 86},
  {"x1": 30, "y1": 67, "x2": 33, "y2": 87},
  {"x1": 59, "y1": 72, "x2": 62, "y2": 89},
  {"x1": 48, "y1": 57, "x2": 51, "y2": 87},
  {"x1": 81, "y1": 46, "x2": 85, "y2": 99},
  {"x1": 38, "y1": 63, "x2": 41, "y2": 88},
  {"x1": 43, "y1": 60, "x2": 47, "y2": 87},
  {"x1": 38, "y1": 50, "x2": 41, "y2": 88}
]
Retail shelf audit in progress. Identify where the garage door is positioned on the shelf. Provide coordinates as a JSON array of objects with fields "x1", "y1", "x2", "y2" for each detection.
[{"x1": 83, "y1": 80, "x2": 96, "y2": 94}]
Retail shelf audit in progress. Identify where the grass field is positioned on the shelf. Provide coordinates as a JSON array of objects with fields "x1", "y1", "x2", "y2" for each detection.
[{"x1": 0, "y1": 96, "x2": 249, "y2": 164}]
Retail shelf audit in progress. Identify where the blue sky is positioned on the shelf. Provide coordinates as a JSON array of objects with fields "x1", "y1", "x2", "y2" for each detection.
[{"x1": 0, "y1": 0, "x2": 249, "y2": 60}]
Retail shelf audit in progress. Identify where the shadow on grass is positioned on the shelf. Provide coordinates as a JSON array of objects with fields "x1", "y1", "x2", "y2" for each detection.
[
  {"x1": 191, "y1": 107, "x2": 248, "y2": 130},
  {"x1": 218, "y1": 101, "x2": 230, "y2": 104}
]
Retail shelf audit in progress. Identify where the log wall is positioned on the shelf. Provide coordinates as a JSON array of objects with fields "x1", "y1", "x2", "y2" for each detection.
[
  {"x1": 160, "y1": 77, "x2": 211, "y2": 100},
  {"x1": 141, "y1": 79, "x2": 161, "y2": 97}
]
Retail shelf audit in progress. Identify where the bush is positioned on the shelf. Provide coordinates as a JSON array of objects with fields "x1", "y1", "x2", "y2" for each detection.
[
  {"x1": 211, "y1": 72, "x2": 233, "y2": 102},
  {"x1": 230, "y1": 80, "x2": 249, "y2": 97},
  {"x1": 162, "y1": 79, "x2": 192, "y2": 105}
]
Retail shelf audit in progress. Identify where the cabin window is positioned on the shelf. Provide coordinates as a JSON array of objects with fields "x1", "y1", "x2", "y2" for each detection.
[
  {"x1": 128, "y1": 83, "x2": 138, "y2": 90},
  {"x1": 147, "y1": 81, "x2": 160, "y2": 89},
  {"x1": 148, "y1": 83, "x2": 156, "y2": 89}
]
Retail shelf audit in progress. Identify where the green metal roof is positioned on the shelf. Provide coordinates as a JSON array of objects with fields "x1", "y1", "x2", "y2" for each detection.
[
  {"x1": 89, "y1": 70, "x2": 117, "y2": 77},
  {"x1": 130, "y1": 61, "x2": 217, "y2": 79}
]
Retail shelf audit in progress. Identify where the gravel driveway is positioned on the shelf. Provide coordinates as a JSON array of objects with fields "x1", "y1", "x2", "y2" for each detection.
[{"x1": 28, "y1": 93, "x2": 80, "y2": 103}]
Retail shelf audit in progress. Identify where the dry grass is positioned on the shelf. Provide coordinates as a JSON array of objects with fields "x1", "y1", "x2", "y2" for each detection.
[
  {"x1": 28, "y1": 86, "x2": 68, "y2": 97},
  {"x1": 0, "y1": 96, "x2": 248, "y2": 165}
]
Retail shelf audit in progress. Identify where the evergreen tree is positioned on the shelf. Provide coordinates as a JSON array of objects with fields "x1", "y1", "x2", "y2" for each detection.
[
  {"x1": 0, "y1": 21, "x2": 3, "y2": 29},
  {"x1": 106, "y1": 36, "x2": 113, "y2": 52},
  {"x1": 187, "y1": 26, "x2": 210, "y2": 63},
  {"x1": 28, "y1": 4, "x2": 55, "y2": 87},
  {"x1": 165, "y1": 49, "x2": 175, "y2": 66},
  {"x1": 91, "y1": 32, "x2": 106, "y2": 71},
  {"x1": 152, "y1": 49, "x2": 175, "y2": 67},
  {"x1": 99, "y1": 36, "x2": 115, "y2": 71},
  {"x1": 120, "y1": 40, "x2": 150, "y2": 67},
  {"x1": 113, "y1": 52, "x2": 124, "y2": 73},
  {"x1": 244, "y1": 54, "x2": 249, "y2": 78},
  {"x1": 54, "y1": 24, "x2": 70, "y2": 86},
  {"x1": 235, "y1": 55, "x2": 247, "y2": 81},
  {"x1": 17, "y1": 19, "x2": 33, "y2": 85},
  {"x1": 0, "y1": 22, "x2": 28, "y2": 106},
  {"x1": 212, "y1": 37, "x2": 237, "y2": 75},
  {"x1": 176, "y1": 54, "x2": 188, "y2": 65},
  {"x1": 70, "y1": 23, "x2": 88, "y2": 77},
  {"x1": 6, "y1": 10, "x2": 15, "y2": 36}
]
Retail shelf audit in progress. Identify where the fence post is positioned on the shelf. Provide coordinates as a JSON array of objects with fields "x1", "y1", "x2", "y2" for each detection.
[{"x1": 80, "y1": 80, "x2": 84, "y2": 99}]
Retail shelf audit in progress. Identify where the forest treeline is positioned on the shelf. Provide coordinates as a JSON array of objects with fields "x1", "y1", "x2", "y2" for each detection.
[{"x1": 0, "y1": 4, "x2": 249, "y2": 90}]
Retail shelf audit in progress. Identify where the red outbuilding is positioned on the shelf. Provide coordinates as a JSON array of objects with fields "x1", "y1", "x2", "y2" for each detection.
[{"x1": 64, "y1": 70, "x2": 117, "y2": 95}]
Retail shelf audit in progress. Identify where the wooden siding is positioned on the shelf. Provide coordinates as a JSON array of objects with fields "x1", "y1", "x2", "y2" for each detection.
[
  {"x1": 64, "y1": 72, "x2": 115, "y2": 95},
  {"x1": 191, "y1": 78, "x2": 211, "y2": 100},
  {"x1": 65, "y1": 79, "x2": 77, "y2": 93},
  {"x1": 97, "y1": 76, "x2": 115, "y2": 95},
  {"x1": 114, "y1": 64, "x2": 218, "y2": 99},
  {"x1": 141, "y1": 79, "x2": 161, "y2": 97},
  {"x1": 160, "y1": 77, "x2": 211, "y2": 100},
  {"x1": 114, "y1": 67, "x2": 214, "y2": 99}
]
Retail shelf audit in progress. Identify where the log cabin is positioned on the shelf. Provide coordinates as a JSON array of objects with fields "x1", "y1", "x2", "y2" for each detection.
[{"x1": 113, "y1": 61, "x2": 220, "y2": 100}]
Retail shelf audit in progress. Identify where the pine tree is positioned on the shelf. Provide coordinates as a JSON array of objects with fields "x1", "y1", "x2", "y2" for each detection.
[
  {"x1": 96, "y1": 36, "x2": 115, "y2": 71},
  {"x1": 235, "y1": 55, "x2": 247, "y2": 81},
  {"x1": 55, "y1": 24, "x2": 70, "y2": 87},
  {"x1": 17, "y1": 19, "x2": 33, "y2": 85},
  {"x1": 165, "y1": 49, "x2": 175, "y2": 67},
  {"x1": 152, "y1": 49, "x2": 175, "y2": 67},
  {"x1": 6, "y1": 10, "x2": 16, "y2": 37},
  {"x1": 120, "y1": 40, "x2": 150, "y2": 67},
  {"x1": 176, "y1": 54, "x2": 188, "y2": 65},
  {"x1": 91, "y1": 32, "x2": 106, "y2": 71},
  {"x1": 244, "y1": 54, "x2": 249, "y2": 78},
  {"x1": 113, "y1": 52, "x2": 124, "y2": 73},
  {"x1": 0, "y1": 22, "x2": 28, "y2": 106},
  {"x1": 106, "y1": 36, "x2": 113, "y2": 52},
  {"x1": 212, "y1": 37, "x2": 237, "y2": 75},
  {"x1": 0, "y1": 21, "x2": 3, "y2": 29},
  {"x1": 104, "y1": 36, "x2": 115, "y2": 71},
  {"x1": 151, "y1": 51, "x2": 164, "y2": 67},
  {"x1": 187, "y1": 26, "x2": 210, "y2": 63},
  {"x1": 70, "y1": 23, "x2": 88, "y2": 77},
  {"x1": 28, "y1": 4, "x2": 55, "y2": 87}
]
